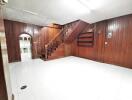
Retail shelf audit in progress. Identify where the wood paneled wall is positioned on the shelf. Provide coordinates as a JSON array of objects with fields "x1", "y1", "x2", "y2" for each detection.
[
  {"x1": 37, "y1": 24, "x2": 61, "y2": 56},
  {"x1": 0, "y1": 48, "x2": 8, "y2": 100},
  {"x1": 4, "y1": 19, "x2": 42, "y2": 62},
  {"x1": 4, "y1": 15, "x2": 132, "y2": 68},
  {"x1": 104, "y1": 15, "x2": 132, "y2": 68},
  {"x1": 73, "y1": 14, "x2": 132, "y2": 68},
  {"x1": 4, "y1": 20, "x2": 61, "y2": 62},
  {"x1": 0, "y1": 16, "x2": 8, "y2": 100},
  {"x1": 0, "y1": 7, "x2": 12, "y2": 100}
]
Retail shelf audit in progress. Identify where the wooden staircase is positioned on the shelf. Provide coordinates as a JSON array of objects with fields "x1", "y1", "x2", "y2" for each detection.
[
  {"x1": 64, "y1": 20, "x2": 88, "y2": 43},
  {"x1": 48, "y1": 43, "x2": 64, "y2": 60},
  {"x1": 43, "y1": 20, "x2": 88, "y2": 60}
]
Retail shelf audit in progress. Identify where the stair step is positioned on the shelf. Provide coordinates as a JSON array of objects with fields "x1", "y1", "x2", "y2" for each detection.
[{"x1": 47, "y1": 44, "x2": 64, "y2": 60}]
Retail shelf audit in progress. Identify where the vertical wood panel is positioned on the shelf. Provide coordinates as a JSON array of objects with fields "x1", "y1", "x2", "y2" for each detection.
[
  {"x1": 4, "y1": 20, "x2": 61, "y2": 62},
  {"x1": 73, "y1": 14, "x2": 132, "y2": 68},
  {"x1": 0, "y1": 45, "x2": 8, "y2": 100},
  {"x1": 4, "y1": 14, "x2": 132, "y2": 68},
  {"x1": 104, "y1": 15, "x2": 132, "y2": 68},
  {"x1": 77, "y1": 24, "x2": 95, "y2": 60},
  {"x1": 0, "y1": 6, "x2": 12, "y2": 100},
  {"x1": 0, "y1": 14, "x2": 8, "y2": 100},
  {"x1": 64, "y1": 43, "x2": 72, "y2": 56},
  {"x1": 124, "y1": 15, "x2": 132, "y2": 67},
  {"x1": 4, "y1": 20, "x2": 42, "y2": 62},
  {"x1": 94, "y1": 21, "x2": 106, "y2": 62}
]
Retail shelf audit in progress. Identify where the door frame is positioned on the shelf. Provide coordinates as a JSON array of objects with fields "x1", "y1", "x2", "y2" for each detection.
[{"x1": 19, "y1": 32, "x2": 33, "y2": 61}]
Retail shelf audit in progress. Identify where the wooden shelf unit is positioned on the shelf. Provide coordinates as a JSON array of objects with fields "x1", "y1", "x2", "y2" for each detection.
[{"x1": 77, "y1": 32, "x2": 94, "y2": 47}]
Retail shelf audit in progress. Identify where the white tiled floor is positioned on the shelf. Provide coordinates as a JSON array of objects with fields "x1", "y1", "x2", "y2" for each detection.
[
  {"x1": 21, "y1": 53, "x2": 32, "y2": 62},
  {"x1": 9, "y1": 56, "x2": 132, "y2": 100}
]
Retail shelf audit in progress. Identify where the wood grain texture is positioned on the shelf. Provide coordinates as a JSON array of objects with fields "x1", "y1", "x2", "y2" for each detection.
[
  {"x1": 64, "y1": 20, "x2": 88, "y2": 43},
  {"x1": 4, "y1": 20, "x2": 62, "y2": 62},
  {"x1": 48, "y1": 43, "x2": 65, "y2": 60},
  {"x1": 0, "y1": 45, "x2": 8, "y2": 100},
  {"x1": 37, "y1": 24, "x2": 61, "y2": 59},
  {"x1": 104, "y1": 14, "x2": 132, "y2": 68},
  {"x1": 0, "y1": 9, "x2": 8, "y2": 100},
  {"x1": 77, "y1": 24, "x2": 95, "y2": 59},
  {"x1": 62, "y1": 20, "x2": 89, "y2": 57},
  {"x1": 73, "y1": 14, "x2": 132, "y2": 68},
  {"x1": 94, "y1": 21, "x2": 107, "y2": 62},
  {"x1": 4, "y1": 20, "x2": 42, "y2": 62},
  {"x1": 64, "y1": 43, "x2": 73, "y2": 56},
  {"x1": 4, "y1": 14, "x2": 132, "y2": 68},
  {"x1": 44, "y1": 20, "x2": 87, "y2": 60}
]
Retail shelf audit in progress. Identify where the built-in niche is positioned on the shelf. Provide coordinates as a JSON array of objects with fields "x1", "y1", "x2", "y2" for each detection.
[{"x1": 77, "y1": 32, "x2": 94, "y2": 47}]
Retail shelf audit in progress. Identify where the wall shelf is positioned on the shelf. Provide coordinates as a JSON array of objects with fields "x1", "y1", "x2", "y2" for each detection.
[{"x1": 77, "y1": 32, "x2": 94, "y2": 47}]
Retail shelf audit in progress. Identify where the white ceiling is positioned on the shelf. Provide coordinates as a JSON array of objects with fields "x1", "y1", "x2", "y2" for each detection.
[{"x1": 4, "y1": 0, "x2": 132, "y2": 26}]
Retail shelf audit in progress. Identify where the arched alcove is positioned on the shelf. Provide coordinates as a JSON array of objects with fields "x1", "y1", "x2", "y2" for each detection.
[{"x1": 19, "y1": 33, "x2": 32, "y2": 61}]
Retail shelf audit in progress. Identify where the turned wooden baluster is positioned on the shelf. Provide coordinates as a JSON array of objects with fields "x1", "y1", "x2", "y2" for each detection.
[
  {"x1": 44, "y1": 21, "x2": 79, "y2": 60},
  {"x1": 45, "y1": 44, "x2": 48, "y2": 60}
]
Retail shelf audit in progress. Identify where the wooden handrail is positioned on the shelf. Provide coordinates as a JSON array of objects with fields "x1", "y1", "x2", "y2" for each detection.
[
  {"x1": 46, "y1": 29, "x2": 64, "y2": 46},
  {"x1": 44, "y1": 20, "x2": 87, "y2": 60},
  {"x1": 44, "y1": 29, "x2": 65, "y2": 60}
]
